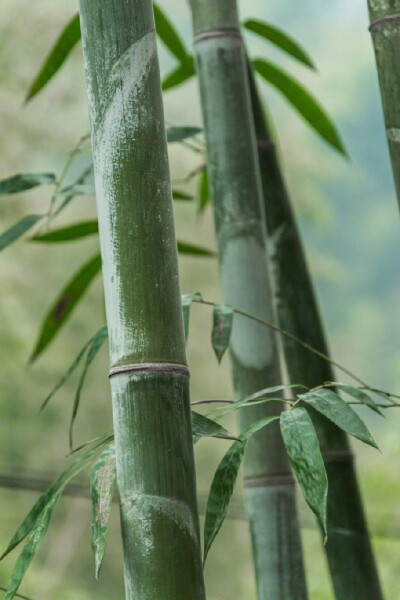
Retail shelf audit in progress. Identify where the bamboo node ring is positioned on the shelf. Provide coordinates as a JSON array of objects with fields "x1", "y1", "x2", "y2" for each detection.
[
  {"x1": 369, "y1": 14, "x2": 400, "y2": 31},
  {"x1": 193, "y1": 29, "x2": 242, "y2": 44},
  {"x1": 109, "y1": 362, "x2": 190, "y2": 378}
]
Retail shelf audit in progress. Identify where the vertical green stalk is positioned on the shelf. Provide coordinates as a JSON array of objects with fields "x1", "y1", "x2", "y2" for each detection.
[
  {"x1": 248, "y1": 64, "x2": 384, "y2": 600},
  {"x1": 368, "y1": 0, "x2": 400, "y2": 210},
  {"x1": 189, "y1": 2, "x2": 308, "y2": 598},
  {"x1": 78, "y1": 2, "x2": 206, "y2": 599}
]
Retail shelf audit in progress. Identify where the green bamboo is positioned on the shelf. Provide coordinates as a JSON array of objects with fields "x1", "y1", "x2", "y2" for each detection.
[
  {"x1": 368, "y1": 0, "x2": 400, "y2": 210},
  {"x1": 78, "y1": 2, "x2": 205, "y2": 599},
  {"x1": 248, "y1": 64, "x2": 384, "y2": 600},
  {"x1": 189, "y1": 2, "x2": 308, "y2": 597}
]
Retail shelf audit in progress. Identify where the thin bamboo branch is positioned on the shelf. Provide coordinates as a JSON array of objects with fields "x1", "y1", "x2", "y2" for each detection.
[{"x1": 78, "y1": 2, "x2": 205, "y2": 598}]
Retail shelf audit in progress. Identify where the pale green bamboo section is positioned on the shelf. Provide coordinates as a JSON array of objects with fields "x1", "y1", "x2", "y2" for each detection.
[
  {"x1": 368, "y1": 0, "x2": 400, "y2": 210},
  {"x1": 189, "y1": 2, "x2": 308, "y2": 597},
  {"x1": 248, "y1": 65, "x2": 384, "y2": 600},
  {"x1": 78, "y1": 2, "x2": 205, "y2": 599}
]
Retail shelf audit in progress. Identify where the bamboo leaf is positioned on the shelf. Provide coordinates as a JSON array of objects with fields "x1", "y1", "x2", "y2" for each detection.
[
  {"x1": 181, "y1": 292, "x2": 202, "y2": 342},
  {"x1": 0, "y1": 173, "x2": 55, "y2": 195},
  {"x1": 198, "y1": 167, "x2": 210, "y2": 213},
  {"x1": 299, "y1": 388, "x2": 379, "y2": 449},
  {"x1": 203, "y1": 416, "x2": 278, "y2": 561},
  {"x1": 253, "y1": 58, "x2": 347, "y2": 155},
  {"x1": 60, "y1": 183, "x2": 95, "y2": 196},
  {"x1": 280, "y1": 408, "x2": 328, "y2": 536},
  {"x1": 30, "y1": 254, "x2": 102, "y2": 361},
  {"x1": 177, "y1": 240, "x2": 215, "y2": 257},
  {"x1": 172, "y1": 189, "x2": 193, "y2": 201},
  {"x1": 90, "y1": 444, "x2": 116, "y2": 579},
  {"x1": 69, "y1": 327, "x2": 108, "y2": 449},
  {"x1": 211, "y1": 305, "x2": 233, "y2": 364},
  {"x1": 191, "y1": 411, "x2": 237, "y2": 440},
  {"x1": 32, "y1": 220, "x2": 99, "y2": 243},
  {"x1": 40, "y1": 327, "x2": 107, "y2": 412},
  {"x1": 244, "y1": 19, "x2": 315, "y2": 70},
  {"x1": 167, "y1": 126, "x2": 202, "y2": 143},
  {"x1": 325, "y1": 382, "x2": 384, "y2": 416},
  {"x1": 25, "y1": 13, "x2": 81, "y2": 102},
  {"x1": 0, "y1": 216, "x2": 42, "y2": 252},
  {"x1": 162, "y1": 58, "x2": 195, "y2": 91},
  {"x1": 54, "y1": 164, "x2": 94, "y2": 217},
  {"x1": 153, "y1": 2, "x2": 189, "y2": 64}
]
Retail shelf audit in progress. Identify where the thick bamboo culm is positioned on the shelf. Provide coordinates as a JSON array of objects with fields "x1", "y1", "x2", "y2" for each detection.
[
  {"x1": 368, "y1": 0, "x2": 400, "y2": 211},
  {"x1": 248, "y1": 64, "x2": 384, "y2": 600},
  {"x1": 78, "y1": 2, "x2": 206, "y2": 599},
  {"x1": 189, "y1": 1, "x2": 308, "y2": 598}
]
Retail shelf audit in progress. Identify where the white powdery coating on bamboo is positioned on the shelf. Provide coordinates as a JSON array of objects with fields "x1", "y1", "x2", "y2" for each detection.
[
  {"x1": 221, "y1": 237, "x2": 274, "y2": 369},
  {"x1": 94, "y1": 32, "x2": 156, "y2": 364}
]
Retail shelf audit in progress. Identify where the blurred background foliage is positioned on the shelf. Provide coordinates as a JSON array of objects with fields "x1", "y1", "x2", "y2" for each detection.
[{"x1": 0, "y1": 0, "x2": 399, "y2": 598}]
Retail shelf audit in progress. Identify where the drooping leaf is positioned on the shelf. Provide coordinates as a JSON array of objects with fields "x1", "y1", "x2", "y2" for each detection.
[
  {"x1": 220, "y1": 384, "x2": 306, "y2": 415},
  {"x1": 54, "y1": 164, "x2": 94, "y2": 217},
  {"x1": 253, "y1": 58, "x2": 347, "y2": 155},
  {"x1": 60, "y1": 183, "x2": 95, "y2": 197},
  {"x1": 198, "y1": 167, "x2": 210, "y2": 213},
  {"x1": 244, "y1": 19, "x2": 315, "y2": 70},
  {"x1": 25, "y1": 13, "x2": 81, "y2": 102},
  {"x1": 299, "y1": 388, "x2": 379, "y2": 449},
  {"x1": 211, "y1": 305, "x2": 233, "y2": 364},
  {"x1": 0, "y1": 173, "x2": 56, "y2": 195},
  {"x1": 32, "y1": 220, "x2": 99, "y2": 243},
  {"x1": 325, "y1": 382, "x2": 384, "y2": 416},
  {"x1": 203, "y1": 416, "x2": 278, "y2": 561},
  {"x1": 177, "y1": 240, "x2": 215, "y2": 257},
  {"x1": 181, "y1": 292, "x2": 202, "y2": 342},
  {"x1": 167, "y1": 126, "x2": 202, "y2": 143},
  {"x1": 69, "y1": 327, "x2": 108, "y2": 448},
  {"x1": 0, "y1": 215, "x2": 42, "y2": 252},
  {"x1": 30, "y1": 254, "x2": 102, "y2": 361},
  {"x1": 90, "y1": 444, "x2": 117, "y2": 579},
  {"x1": 191, "y1": 411, "x2": 237, "y2": 441},
  {"x1": 153, "y1": 2, "x2": 189, "y2": 64},
  {"x1": 280, "y1": 408, "x2": 328, "y2": 537},
  {"x1": 172, "y1": 189, "x2": 193, "y2": 201},
  {"x1": 162, "y1": 58, "x2": 195, "y2": 91}
]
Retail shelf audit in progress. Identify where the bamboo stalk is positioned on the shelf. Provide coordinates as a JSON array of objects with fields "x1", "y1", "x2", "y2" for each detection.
[
  {"x1": 368, "y1": 0, "x2": 400, "y2": 210},
  {"x1": 247, "y1": 63, "x2": 384, "y2": 600},
  {"x1": 189, "y1": 1, "x2": 308, "y2": 597},
  {"x1": 78, "y1": 2, "x2": 205, "y2": 599}
]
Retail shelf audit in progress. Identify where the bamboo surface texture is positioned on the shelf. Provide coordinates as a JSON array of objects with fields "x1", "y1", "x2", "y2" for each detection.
[
  {"x1": 248, "y1": 65, "x2": 384, "y2": 600},
  {"x1": 190, "y1": 1, "x2": 308, "y2": 598},
  {"x1": 368, "y1": 0, "x2": 400, "y2": 211},
  {"x1": 79, "y1": 2, "x2": 206, "y2": 599}
]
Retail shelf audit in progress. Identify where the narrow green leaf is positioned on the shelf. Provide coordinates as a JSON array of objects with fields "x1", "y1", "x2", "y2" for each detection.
[
  {"x1": 222, "y1": 384, "x2": 306, "y2": 414},
  {"x1": 30, "y1": 254, "x2": 102, "y2": 361},
  {"x1": 32, "y1": 220, "x2": 99, "y2": 243},
  {"x1": 244, "y1": 19, "x2": 315, "y2": 70},
  {"x1": 325, "y1": 382, "x2": 384, "y2": 416},
  {"x1": 172, "y1": 189, "x2": 193, "y2": 201},
  {"x1": 253, "y1": 58, "x2": 347, "y2": 155},
  {"x1": 0, "y1": 173, "x2": 55, "y2": 195},
  {"x1": 60, "y1": 183, "x2": 95, "y2": 197},
  {"x1": 280, "y1": 408, "x2": 328, "y2": 536},
  {"x1": 0, "y1": 215, "x2": 42, "y2": 252},
  {"x1": 167, "y1": 126, "x2": 202, "y2": 143},
  {"x1": 69, "y1": 327, "x2": 108, "y2": 448},
  {"x1": 204, "y1": 416, "x2": 278, "y2": 561},
  {"x1": 181, "y1": 292, "x2": 202, "y2": 342},
  {"x1": 211, "y1": 305, "x2": 233, "y2": 364},
  {"x1": 162, "y1": 58, "x2": 195, "y2": 91},
  {"x1": 54, "y1": 164, "x2": 94, "y2": 217},
  {"x1": 177, "y1": 240, "x2": 215, "y2": 257},
  {"x1": 191, "y1": 411, "x2": 237, "y2": 441},
  {"x1": 299, "y1": 389, "x2": 379, "y2": 449},
  {"x1": 90, "y1": 444, "x2": 116, "y2": 579},
  {"x1": 25, "y1": 13, "x2": 81, "y2": 102},
  {"x1": 153, "y1": 3, "x2": 189, "y2": 63},
  {"x1": 198, "y1": 168, "x2": 210, "y2": 213}
]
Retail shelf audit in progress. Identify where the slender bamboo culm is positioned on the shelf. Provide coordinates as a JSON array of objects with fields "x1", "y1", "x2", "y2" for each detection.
[
  {"x1": 247, "y1": 63, "x2": 384, "y2": 600},
  {"x1": 189, "y1": 1, "x2": 308, "y2": 598},
  {"x1": 79, "y1": 2, "x2": 206, "y2": 599}
]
